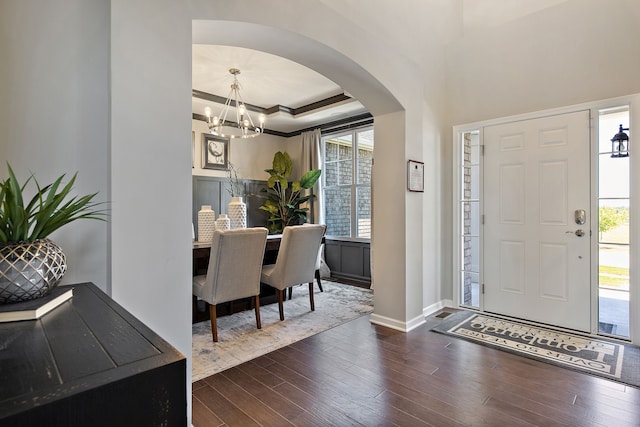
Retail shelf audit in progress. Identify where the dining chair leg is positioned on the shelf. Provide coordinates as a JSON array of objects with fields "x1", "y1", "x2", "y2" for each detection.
[
  {"x1": 255, "y1": 295, "x2": 262, "y2": 329},
  {"x1": 309, "y1": 282, "x2": 315, "y2": 311},
  {"x1": 278, "y1": 289, "x2": 285, "y2": 321},
  {"x1": 315, "y1": 269, "x2": 323, "y2": 292},
  {"x1": 287, "y1": 287, "x2": 292, "y2": 300},
  {"x1": 209, "y1": 303, "x2": 218, "y2": 342}
]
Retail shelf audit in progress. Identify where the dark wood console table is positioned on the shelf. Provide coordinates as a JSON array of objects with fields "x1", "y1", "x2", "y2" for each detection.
[{"x1": 0, "y1": 282, "x2": 187, "y2": 426}]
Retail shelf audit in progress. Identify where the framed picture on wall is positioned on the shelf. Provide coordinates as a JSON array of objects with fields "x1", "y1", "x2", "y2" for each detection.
[{"x1": 202, "y1": 133, "x2": 229, "y2": 170}]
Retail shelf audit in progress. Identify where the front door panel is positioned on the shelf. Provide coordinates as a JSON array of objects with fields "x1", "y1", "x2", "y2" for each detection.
[{"x1": 483, "y1": 110, "x2": 591, "y2": 332}]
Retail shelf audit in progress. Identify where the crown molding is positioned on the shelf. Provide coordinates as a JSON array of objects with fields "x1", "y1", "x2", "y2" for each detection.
[
  {"x1": 192, "y1": 88, "x2": 372, "y2": 137},
  {"x1": 192, "y1": 90, "x2": 352, "y2": 118},
  {"x1": 192, "y1": 112, "x2": 372, "y2": 138}
]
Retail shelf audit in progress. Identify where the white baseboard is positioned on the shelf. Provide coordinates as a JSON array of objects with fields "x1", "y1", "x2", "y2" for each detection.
[
  {"x1": 369, "y1": 299, "x2": 454, "y2": 333},
  {"x1": 370, "y1": 312, "x2": 426, "y2": 332},
  {"x1": 423, "y1": 299, "x2": 454, "y2": 317}
]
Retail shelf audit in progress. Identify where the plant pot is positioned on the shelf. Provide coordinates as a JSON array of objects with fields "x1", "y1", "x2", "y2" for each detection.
[{"x1": 0, "y1": 239, "x2": 67, "y2": 304}]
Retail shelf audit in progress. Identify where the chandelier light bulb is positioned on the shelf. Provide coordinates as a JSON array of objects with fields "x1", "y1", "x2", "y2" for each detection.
[{"x1": 204, "y1": 106, "x2": 212, "y2": 118}]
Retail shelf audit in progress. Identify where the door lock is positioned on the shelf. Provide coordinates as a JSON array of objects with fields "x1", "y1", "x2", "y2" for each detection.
[
  {"x1": 574, "y1": 209, "x2": 586, "y2": 225},
  {"x1": 565, "y1": 229, "x2": 585, "y2": 237}
]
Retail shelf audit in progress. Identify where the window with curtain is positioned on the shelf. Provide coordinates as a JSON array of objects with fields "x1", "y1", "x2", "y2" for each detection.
[{"x1": 322, "y1": 126, "x2": 374, "y2": 238}]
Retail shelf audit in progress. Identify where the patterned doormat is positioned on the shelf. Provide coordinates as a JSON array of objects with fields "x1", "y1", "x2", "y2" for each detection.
[{"x1": 432, "y1": 311, "x2": 640, "y2": 388}]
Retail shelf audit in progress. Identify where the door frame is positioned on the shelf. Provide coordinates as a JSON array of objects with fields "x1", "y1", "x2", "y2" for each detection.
[{"x1": 452, "y1": 93, "x2": 640, "y2": 344}]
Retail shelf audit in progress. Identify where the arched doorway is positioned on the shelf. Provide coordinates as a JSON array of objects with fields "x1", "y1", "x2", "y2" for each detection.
[{"x1": 191, "y1": 20, "x2": 413, "y2": 328}]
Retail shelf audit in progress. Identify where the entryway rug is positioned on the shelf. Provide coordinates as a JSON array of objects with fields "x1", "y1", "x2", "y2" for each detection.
[
  {"x1": 192, "y1": 280, "x2": 373, "y2": 382},
  {"x1": 432, "y1": 311, "x2": 640, "y2": 388}
]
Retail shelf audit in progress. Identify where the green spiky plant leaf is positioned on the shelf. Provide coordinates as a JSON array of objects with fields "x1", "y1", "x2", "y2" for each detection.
[
  {"x1": 259, "y1": 151, "x2": 321, "y2": 234},
  {"x1": 0, "y1": 163, "x2": 108, "y2": 244}
]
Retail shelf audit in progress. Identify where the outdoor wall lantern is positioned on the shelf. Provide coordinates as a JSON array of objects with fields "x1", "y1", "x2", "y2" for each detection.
[{"x1": 611, "y1": 124, "x2": 630, "y2": 158}]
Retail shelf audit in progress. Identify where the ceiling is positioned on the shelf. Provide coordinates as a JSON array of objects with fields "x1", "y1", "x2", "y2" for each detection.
[
  {"x1": 192, "y1": 45, "x2": 370, "y2": 137},
  {"x1": 191, "y1": 2, "x2": 570, "y2": 137}
]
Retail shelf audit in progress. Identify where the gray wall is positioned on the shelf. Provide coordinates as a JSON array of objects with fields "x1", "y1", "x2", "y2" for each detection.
[
  {"x1": 0, "y1": 0, "x2": 109, "y2": 291},
  {"x1": 192, "y1": 176, "x2": 269, "y2": 238}
]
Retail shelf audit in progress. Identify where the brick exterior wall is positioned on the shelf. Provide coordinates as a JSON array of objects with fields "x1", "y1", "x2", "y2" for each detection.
[{"x1": 463, "y1": 132, "x2": 473, "y2": 305}]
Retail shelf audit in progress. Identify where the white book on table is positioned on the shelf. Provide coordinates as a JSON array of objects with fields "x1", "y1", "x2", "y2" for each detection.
[{"x1": 0, "y1": 286, "x2": 73, "y2": 322}]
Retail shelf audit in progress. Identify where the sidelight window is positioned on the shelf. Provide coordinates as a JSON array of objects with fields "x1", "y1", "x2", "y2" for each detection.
[
  {"x1": 597, "y1": 106, "x2": 630, "y2": 338},
  {"x1": 459, "y1": 130, "x2": 481, "y2": 309}
]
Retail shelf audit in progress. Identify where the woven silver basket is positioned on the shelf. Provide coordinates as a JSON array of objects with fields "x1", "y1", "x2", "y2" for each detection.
[{"x1": 0, "y1": 239, "x2": 67, "y2": 304}]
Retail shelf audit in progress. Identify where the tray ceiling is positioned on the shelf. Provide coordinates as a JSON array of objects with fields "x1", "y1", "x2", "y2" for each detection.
[{"x1": 192, "y1": 45, "x2": 368, "y2": 136}]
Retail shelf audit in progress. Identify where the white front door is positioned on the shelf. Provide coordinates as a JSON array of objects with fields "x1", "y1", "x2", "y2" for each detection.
[{"x1": 483, "y1": 110, "x2": 591, "y2": 332}]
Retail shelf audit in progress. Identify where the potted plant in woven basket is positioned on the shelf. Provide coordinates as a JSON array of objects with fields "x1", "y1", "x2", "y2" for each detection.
[{"x1": 0, "y1": 163, "x2": 107, "y2": 304}]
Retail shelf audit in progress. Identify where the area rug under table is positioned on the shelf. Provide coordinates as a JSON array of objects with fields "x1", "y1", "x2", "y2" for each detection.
[
  {"x1": 192, "y1": 280, "x2": 373, "y2": 382},
  {"x1": 432, "y1": 311, "x2": 640, "y2": 388}
]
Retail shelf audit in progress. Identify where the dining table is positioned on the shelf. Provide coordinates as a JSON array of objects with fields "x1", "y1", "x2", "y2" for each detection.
[
  {"x1": 192, "y1": 233, "x2": 283, "y2": 276},
  {"x1": 191, "y1": 233, "x2": 283, "y2": 323},
  {"x1": 191, "y1": 231, "x2": 324, "y2": 323}
]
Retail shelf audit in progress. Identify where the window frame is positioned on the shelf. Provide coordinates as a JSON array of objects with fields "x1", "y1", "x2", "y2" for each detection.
[{"x1": 322, "y1": 125, "x2": 373, "y2": 240}]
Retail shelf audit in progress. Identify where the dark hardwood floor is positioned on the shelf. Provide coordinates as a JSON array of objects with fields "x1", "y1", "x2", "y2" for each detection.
[{"x1": 193, "y1": 312, "x2": 640, "y2": 426}]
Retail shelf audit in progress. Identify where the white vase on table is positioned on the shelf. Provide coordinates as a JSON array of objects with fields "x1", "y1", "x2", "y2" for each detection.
[
  {"x1": 197, "y1": 205, "x2": 215, "y2": 242},
  {"x1": 228, "y1": 196, "x2": 247, "y2": 229},
  {"x1": 215, "y1": 213, "x2": 230, "y2": 231}
]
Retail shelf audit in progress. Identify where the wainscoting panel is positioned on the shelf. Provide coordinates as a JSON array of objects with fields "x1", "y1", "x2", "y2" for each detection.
[
  {"x1": 325, "y1": 238, "x2": 371, "y2": 282},
  {"x1": 192, "y1": 176, "x2": 269, "y2": 232},
  {"x1": 192, "y1": 176, "x2": 224, "y2": 236}
]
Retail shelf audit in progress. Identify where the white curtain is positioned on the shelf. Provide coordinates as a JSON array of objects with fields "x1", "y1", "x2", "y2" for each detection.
[
  {"x1": 301, "y1": 129, "x2": 323, "y2": 225},
  {"x1": 301, "y1": 129, "x2": 330, "y2": 278}
]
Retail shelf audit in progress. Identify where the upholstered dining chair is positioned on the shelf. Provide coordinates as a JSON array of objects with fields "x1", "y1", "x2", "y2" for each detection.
[
  {"x1": 260, "y1": 224, "x2": 325, "y2": 321},
  {"x1": 314, "y1": 224, "x2": 327, "y2": 292},
  {"x1": 193, "y1": 227, "x2": 268, "y2": 342},
  {"x1": 288, "y1": 223, "x2": 327, "y2": 299}
]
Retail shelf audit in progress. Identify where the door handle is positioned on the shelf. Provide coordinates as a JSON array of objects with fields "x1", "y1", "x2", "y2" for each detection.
[{"x1": 565, "y1": 229, "x2": 585, "y2": 237}]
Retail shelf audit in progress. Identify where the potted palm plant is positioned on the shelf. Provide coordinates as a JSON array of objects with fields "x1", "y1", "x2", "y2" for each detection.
[
  {"x1": 0, "y1": 163, "x2": 107, "y2": 303},
  {"x1": 259, "y1": 151, "x2": 321, "y2": 234}
]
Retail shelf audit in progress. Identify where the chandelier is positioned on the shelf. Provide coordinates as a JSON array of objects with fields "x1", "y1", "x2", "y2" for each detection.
[{"x1": 204, "y1": 68, "x2": 266, "y2": 139}]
